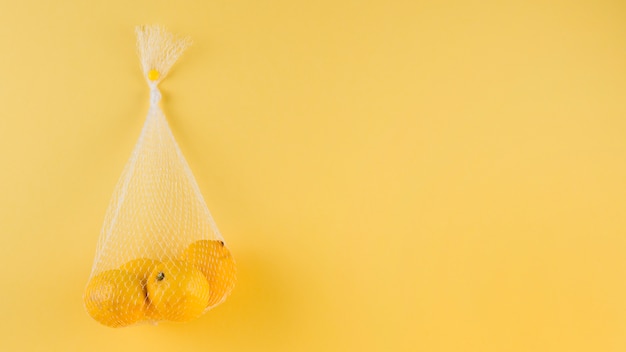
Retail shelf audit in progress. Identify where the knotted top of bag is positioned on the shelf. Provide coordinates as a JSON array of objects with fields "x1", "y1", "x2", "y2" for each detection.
[{"x1": 136, "y1": 25, "x2": 192, "y2": 106}]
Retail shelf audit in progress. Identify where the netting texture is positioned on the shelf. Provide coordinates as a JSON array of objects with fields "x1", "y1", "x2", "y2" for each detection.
[{"x1": 84, "y1": 25, "x2": 236, "y2": 328}]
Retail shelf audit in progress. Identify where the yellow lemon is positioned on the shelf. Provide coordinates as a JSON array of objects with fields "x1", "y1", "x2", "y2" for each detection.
[
  {"x1": 180, "y1": 240, "x2": 237, "y2": 308},
  {"x1": 146, "y1": 260, "x2": 211, "y2": 322},
  {"x1": 119, "y1": 258, "x2": 162, "y2": 321},
  {"x1": 119, "y1": 258, "x2": 160, "y2": 285},
  {"x1": 84, "y1": 269, "x2": 147, "y2": 328}
]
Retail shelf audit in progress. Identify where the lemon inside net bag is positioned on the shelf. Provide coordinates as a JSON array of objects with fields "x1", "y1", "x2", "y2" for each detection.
[{"x1": 84, "y1": 25, "x2": 236, "y2": 328}]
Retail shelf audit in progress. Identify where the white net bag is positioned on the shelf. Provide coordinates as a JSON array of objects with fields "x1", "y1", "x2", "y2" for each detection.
[{"x1": 84, "y1": 25, "x2": 236, "y2": 328}]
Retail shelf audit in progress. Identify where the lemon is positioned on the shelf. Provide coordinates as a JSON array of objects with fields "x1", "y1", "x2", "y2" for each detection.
[
  {"x1": 84, "y1": 269, "x2": 147, "y2": 328},
  {"x1": 119, "y1": 258, "x2": 162, "y2": 321},
  {"x1": 146, "y1": 260, "x2": 211, "y2": 322},
  {"x1": 180, "y1": 240, "x2": 237, "y2": 308},
  {"x1": 119, "y1": 258, "x2": 160, "y2": 286}
]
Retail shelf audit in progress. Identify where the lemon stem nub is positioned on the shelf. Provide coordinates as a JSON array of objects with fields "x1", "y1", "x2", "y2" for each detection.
[
  {"x1": 156, "y1": 272, "x2": 165, "y2": 281},
  {"x1": 148, "y1": 69, "x2": 160, "y2": 81}
]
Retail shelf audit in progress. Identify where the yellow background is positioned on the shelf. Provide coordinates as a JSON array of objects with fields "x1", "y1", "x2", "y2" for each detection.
[{"x1": 0, "y1": 0, "x2": 625, "y2": 351}]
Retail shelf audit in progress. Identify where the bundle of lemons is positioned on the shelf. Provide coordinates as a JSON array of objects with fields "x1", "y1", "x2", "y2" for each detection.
[
  {"x1": 84, "y1": 25, "x2": 236, "y2": 327},
  {"x1": 85, "y1": 240, "x2": 236, "y2": 327}
]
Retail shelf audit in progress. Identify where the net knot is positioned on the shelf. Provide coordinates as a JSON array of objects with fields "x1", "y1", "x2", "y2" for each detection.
[{"x1": 150, "y1": 86, "x2": 162, "y2": 106}]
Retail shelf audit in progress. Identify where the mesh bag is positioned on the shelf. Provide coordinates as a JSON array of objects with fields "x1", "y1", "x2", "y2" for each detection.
[{"x1": 84, "y1": 25, "x2": 236, "y2": 328}]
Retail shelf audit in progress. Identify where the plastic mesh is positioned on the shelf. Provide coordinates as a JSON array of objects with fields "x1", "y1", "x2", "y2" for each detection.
[{"x1": 84, "y1": 25, "x2": 236, "y2": 328}]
